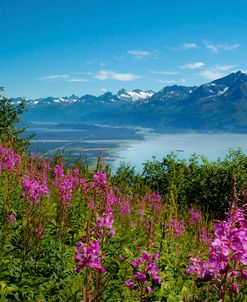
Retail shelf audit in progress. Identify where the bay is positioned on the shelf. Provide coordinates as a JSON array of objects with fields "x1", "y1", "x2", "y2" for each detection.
[{"x1": 27, "y1": 123, "x2": 247, "y2": 173}]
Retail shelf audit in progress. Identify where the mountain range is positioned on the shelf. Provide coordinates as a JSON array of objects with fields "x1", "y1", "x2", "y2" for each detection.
[{"x1": 15, "y1": 71, "x2": 247, "y2": 132}]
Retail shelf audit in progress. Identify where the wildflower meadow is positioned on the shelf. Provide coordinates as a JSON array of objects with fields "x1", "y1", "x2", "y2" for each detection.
[{"x1": 0, "y1": 143, "x2": 246, "y2": 301}]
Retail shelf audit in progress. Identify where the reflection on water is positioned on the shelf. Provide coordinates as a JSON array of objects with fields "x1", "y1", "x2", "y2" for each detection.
[{"x1": 111, "y1": 133, "x2": 247, "y2": 172}]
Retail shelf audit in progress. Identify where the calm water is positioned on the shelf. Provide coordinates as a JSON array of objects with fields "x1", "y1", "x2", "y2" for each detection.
[
  {"x1": 28, "y1": 124, "x2": 247, "y2": 173},
  {"x1": 111, "y1": 133, "x2": 247, "y2": 172}
]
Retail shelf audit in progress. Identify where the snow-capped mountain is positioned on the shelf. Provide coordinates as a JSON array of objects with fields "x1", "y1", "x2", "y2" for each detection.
[
  {"x1": 19, "y1": 89, "x2": 156, "y2": 106},
  {"x1": 12, "y1": 71, "x2": 247, "y2": 132},
  {"x1": 117, "y1": 89, "x2": 155, "y2": 101}
]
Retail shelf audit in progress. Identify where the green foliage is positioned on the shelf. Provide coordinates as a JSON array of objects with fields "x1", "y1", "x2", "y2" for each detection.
[
  {"x1": 0, "y1": 145, "x2": 246, "y2": 301},
  {"x1": 0, "y1": 87, "x2": 31, "y2": 151},
  {"x1": 112, "y1": 150, "x2": 247, "y2": 217}
]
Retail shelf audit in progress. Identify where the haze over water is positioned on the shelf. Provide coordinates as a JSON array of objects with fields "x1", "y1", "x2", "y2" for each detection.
[{"x1": 111, "y1": 132, "x2": 247, "y2": 172}]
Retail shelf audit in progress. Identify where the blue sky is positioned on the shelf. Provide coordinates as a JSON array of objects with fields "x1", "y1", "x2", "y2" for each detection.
[{"x1": 0, "y1": 0, "x2": 246, "y2": 98}]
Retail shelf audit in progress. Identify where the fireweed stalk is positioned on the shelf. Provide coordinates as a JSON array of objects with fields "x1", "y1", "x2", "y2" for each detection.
[
  {"x1": 74, "y1": 171, "x2": 116, "y2": 302},
  {"x1": 125, "y1": 250, "x2": 161, "y2": 301},
  {"x1": 0, "y1": 145, "x2": 22, "y2": 226},
  {"x1": 187, "y1": 205, "x2": 247, "y2": 301},
  {"x1": 21, "y1": 174, "x2": 50, "y2": 254}
]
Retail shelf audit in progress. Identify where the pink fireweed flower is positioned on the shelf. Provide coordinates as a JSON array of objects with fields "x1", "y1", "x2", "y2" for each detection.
[
  {"x1": 188, "y1": 207, "x2": 202, "y2": 226},
  {"x1": 74, "y1": 239, "x2": 105, "y2": 273},
  {"x1": 35, "y1": 227, "x2": 44, "y2": 240},
  {"x1": 187, "y1": 206, "x2": 247, "y2": 296},
  {"x1": 96, "y1": 210, "x2": 114, "y2": 229},
  {"x1": 230, "y1": 283, "x2": 239, "y2": 294},
  {"x1": 88, "y1": 199, "x2": 94, "y2": 209},
  {"x1": 200, "y1": 226, "x2": 212, "y2": 245},
  {"x1": 132, "y1": 258, "x2": 140, "y2": 268},
  {"x1": 54, "y1": 164, "x2": 64, "y2": 186},
  {"x1": 153, "y1": 276, "x2": 161, "y2": 284},
  {"x1": 22, "y1": 176, "x2": 49, "y2": 203},
  {"x1": 140, "y1": 252, "x2": 152, "y2": 264},
  {"x1": 240, "y1": 270, "x2": 247, "y2": 280},
  {"x1": 165, "y1": 218, "x2": 185, "y2": 238},
  {"x1": 92, "y1": 171, "x2": 107, "y2": 189},
  {"x1": 154, "y1": 251, "x2": 160, "y2": 261},
  {"x1": 80, "y1": 177, "x2": 89, "y2": 195},
  {"x1": 8, "y1": 214, "x2": 16, "y2": 224},
  {"x1": 72, "y1": 167, "x2": 80, "y2": 189},
  {"x1": 60, "y1": 174, "x2": 73, "y2": 204},
  {"x1": 134, "y1": 272, "x2": 146, "y2": 283},
  {"x1": 125, "y1": 250, "x2": 161, "y2": 294},
  {"x1": 0, "y1": 145, "x2": 21, "y2": 174},
  {"x1": 146, "y1": 286, "x2": 152, "y2": 293},
  {"x1": 125, "y1": 280, "x2": 135, "y2": 287},
  {"x1": 108, "y1": 229, "x2": 116, "y2": 237},
  {"x1": 119, "y1": 198, "x2": 131, "y2": 216},
  {"x1": 151, "y1": 192, "x2": 162, "y2": 211}
]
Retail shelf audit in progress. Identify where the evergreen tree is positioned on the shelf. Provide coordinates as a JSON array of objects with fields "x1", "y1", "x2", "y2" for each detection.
[{"x1": 0, "y1": 87, "x2": 31, "y2": 150}]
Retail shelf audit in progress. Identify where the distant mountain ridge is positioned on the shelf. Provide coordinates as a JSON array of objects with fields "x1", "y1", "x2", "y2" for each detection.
[{"x1": 13, "y1": 71, "x2": 247, "y2": 132}]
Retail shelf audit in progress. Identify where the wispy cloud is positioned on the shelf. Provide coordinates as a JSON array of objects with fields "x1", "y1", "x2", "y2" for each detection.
[
  {"x1": 151, "y1": 70, "x2": 177, "y2": 75},
  {"x1": 128, "y1": 49, "x2": 152, "y2": 59},
  {"x1": 37, "y1": 74, "x2": 88, "y2": 82},
  {"x1": 128, "y1": 49, "x2": 159, "y2": 59},
  {"x1": 66, "y1": 78, "x2": 88, "y2": 82},
  {"x1": 182, "y1": 42, "x2": 198, "y2": 50},
  {"x1": 199, "y1": 69, "x2": 224, "y2": 80},
  {"x1": 157, "y1": 79, "x2": 176, "y2": 84},
  {"x1": 38, "y1": 74, "x2": 70, "y2": 80},
  {"x1": 166, "y1": 42, "x2": 198, "y2": 51},
  {"x1": 95, "y1": 70, "x2": 139, "y2": 81},
  {"x1": 204, "y1": 41, "x2": 240, "y2": 53},
  {"x1": 199, "y1": 64, "x2": 238, "y2": 80},
  {"x1": 182, "y1": 62, "x2": 205, "y2": 69},
  {"x1": 214, "y1": 64, "x2": 238, "y2": 71}
]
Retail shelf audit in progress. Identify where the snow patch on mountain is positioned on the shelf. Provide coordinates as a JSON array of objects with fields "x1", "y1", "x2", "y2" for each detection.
[{"x1": 117, "y1": 89, "x2": 155, "y2": 101}]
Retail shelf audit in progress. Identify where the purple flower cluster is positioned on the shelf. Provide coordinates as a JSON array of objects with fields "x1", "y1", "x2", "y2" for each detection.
[
  {"x1": 125, "y1": 251, "x2": 161, "y2": 294},
  {"x1": 0, "y1": 145, "x2": 21, "y2": 175},
  {"x1": 96, "y1": 210, "x2": 114, "y2": 229},
  {"x1": 22, "y1": 176, "x2": 49, "y2": 203},
  {"x1": 8, "y1": 213, "x2": 16, "y2": 224},
  {"x1": 119, "y1": 197, "x2": 131, "y2": 216},
  {"x1": 165, "y1": 218, "x2": 185, "y2": 238},
  {"x1": 95, "y1": 209, "x2": 116, "y2": 237},
  {"x1": 92, "y1": 171, "x2": 107, "y2": 189},
  {"x1": 60, "y1": 174, "x2": 73, "y2": 204},
  {"x1": 74, "y1": 240, "x2": 105, "y2": 273},
  {"x1": 187, "y1": 207, "x2": 247, "y2": 295},
  {"x1": 200, "y1": 226, "x2": 212, "y2": 245},
  {"x1": 188, "y1": 207, "x2": 202, "y2": 226}
]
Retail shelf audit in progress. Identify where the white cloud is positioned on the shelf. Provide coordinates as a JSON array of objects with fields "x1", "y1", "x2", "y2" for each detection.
[
  {"x1": 182, "y1": 42, "x2": 198, "y2": 49},
  {"x1": 66, "y1": 78, "x2": 88, "y2": 82},
  {"x1": 199, "y1": 69, "x2": 224, "y2": 80},
  {"x1": 157, "y1": 79, "x2": 176, "y2": 84},
  {"x1": 204, "y1": 42, "x2": 219, "y2": 53},
  {"x1": 222, "y1": 44, "x2": 240, "y2": 51},
  {"x1": 204, "y1": 41, "x2": 240, "y2": 53},
  {"x1": 95, "y1": 70, "x2": 139, "y2": 81},
  {"x1": 166, "y1": 42, "x2": 198, "y2": 51},
  {"x1": 182, "y1": 62, "x2": 205, "y2": 69},
  {"x1": 199, "y1": 64, "x2": 239, "y2": 80},
  {"x1": 128, "y1": 49, "x2": 152, "y2": 59},
  {"x1": 214, "y1": 64, "x2": 238, "y2": 71},
  {"x1": 38, "y1": 74, "x2": 70, "y2": 80},
  {"x1": 151, "y1": 70, "x2": 177, "y2": 75},
  {"x1": 37, "y1": 74, "x2": 87, "y2": 82}
]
